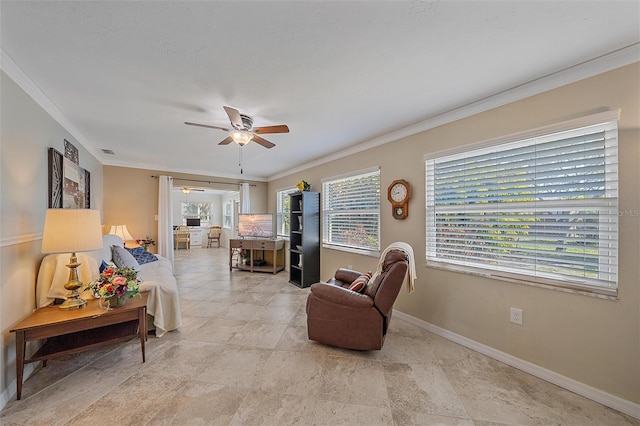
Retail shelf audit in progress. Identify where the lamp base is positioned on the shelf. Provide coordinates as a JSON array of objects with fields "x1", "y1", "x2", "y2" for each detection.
[
  {"x1": 59, "y1": 252, "x2": 87, "y2": 310},
  {"x1": 59, "y1": 296, "x2": 87, "y2": 310}
]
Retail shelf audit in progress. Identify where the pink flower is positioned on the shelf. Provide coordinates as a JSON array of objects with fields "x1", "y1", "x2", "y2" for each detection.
[{"x1": 112, "y1": 276, "x2": 127, "y2": 286}]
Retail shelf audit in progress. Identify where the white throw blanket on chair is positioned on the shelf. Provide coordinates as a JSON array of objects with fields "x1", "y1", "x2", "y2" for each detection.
[{"x1": 370, "y1": 242, "x2": 417, "y2": 293}]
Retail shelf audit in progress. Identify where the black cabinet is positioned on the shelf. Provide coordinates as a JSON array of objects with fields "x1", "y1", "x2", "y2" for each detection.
[{"x1": 289, "y1": 191, "x2": 320, "y2": 288}]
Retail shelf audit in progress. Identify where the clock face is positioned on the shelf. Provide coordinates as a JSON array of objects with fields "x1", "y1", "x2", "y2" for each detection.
[{"x1": 390, "y1": 183, "x2": 408, "y2": 203}]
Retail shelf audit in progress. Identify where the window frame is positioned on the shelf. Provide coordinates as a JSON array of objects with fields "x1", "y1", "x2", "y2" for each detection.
[
  {"x1": 181, "y1": 202, "x2": 213, "y2": 227},
  {"x1": 222, "y1": 201, "x2": 233, "y2": 230},
  {"x1": 276, "y1": 187, "x2": 298, "y2": 239},
  {"x1": 424, "y1": 110, "x2": 619, "y2": 297},
  {"x1": 322, "y1": 167, "x2": 381, "y2": 256}
]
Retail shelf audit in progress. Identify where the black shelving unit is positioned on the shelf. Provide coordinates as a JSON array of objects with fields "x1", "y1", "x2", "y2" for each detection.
[{"x1": 289, "y1": 191, "x2": 320, "y2": 288}]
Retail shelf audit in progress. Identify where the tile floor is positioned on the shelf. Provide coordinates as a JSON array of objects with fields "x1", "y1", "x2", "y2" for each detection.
[{"x1": 2, "y1": 247, "x2": 638, "y2": 425}]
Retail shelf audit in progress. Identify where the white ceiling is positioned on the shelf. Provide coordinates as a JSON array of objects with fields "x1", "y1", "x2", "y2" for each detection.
[{"x1": 1, "y1": 1, "x2": 638, "y2": 181}]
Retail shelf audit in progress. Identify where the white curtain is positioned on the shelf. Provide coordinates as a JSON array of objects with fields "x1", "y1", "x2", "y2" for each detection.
[
  {"x1": 240, "y1": 182, "x2": 251, "y2": 213},
  {"x1": 158, "y1": 175, "x2": 174, "y2": 269}
]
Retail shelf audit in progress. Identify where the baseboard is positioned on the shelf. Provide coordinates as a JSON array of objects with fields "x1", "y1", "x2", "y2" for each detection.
[
  {"x1": 0, "y1": 362, "x2": 38, "y2": 411},
  {"x1": 393, "y1": 310, "x2": 640, "y2": 420}
]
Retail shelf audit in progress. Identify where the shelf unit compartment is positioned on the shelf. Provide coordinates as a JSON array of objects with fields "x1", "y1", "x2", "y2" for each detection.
[{"x1": 288, "y1": 191, "x2": 320, "y2": 288}]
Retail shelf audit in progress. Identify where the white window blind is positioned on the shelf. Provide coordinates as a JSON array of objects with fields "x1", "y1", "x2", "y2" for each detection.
[
  {"x1": 426, "y1": 114, "x2": 618, "y2": 295},
  {"x1": 322, "y1": 168, "x2": 380, "y2": 253},
  {"x1": 276, "y1": 187, "x2": 297, "y2": 237}
]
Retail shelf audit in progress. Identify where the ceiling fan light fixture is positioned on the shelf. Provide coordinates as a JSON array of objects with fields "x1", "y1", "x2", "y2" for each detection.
[
  {"x1": 230, "y1": 130, "x2": 253, "y2": 146},
  {"x1": 182, "y1": 187, "x2": 191, "y2": 194}
]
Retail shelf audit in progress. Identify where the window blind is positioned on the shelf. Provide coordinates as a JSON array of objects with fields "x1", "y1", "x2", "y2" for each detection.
[
  {"x1": 322, "y1": 168, "x2": 380, "y2": 252},
  {"x1": 426, "y1": 117, "x2": 618, "y2": 294},
  {"x1": 276, "y1": 187, "x2": 297, "y2": 237}
]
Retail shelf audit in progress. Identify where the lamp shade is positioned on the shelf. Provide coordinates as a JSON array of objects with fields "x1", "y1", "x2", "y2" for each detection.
[
  {"x1": 109, "y1": 225, "x2": 134, "y2": 241},
  {"x1": 41, "y1": 209, "x2": 103, "y2": 254}
]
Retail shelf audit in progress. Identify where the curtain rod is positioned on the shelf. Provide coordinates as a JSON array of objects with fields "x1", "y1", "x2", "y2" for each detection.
[{"x1": 150, "y1": 175, "x2": 256, "y2": 187}]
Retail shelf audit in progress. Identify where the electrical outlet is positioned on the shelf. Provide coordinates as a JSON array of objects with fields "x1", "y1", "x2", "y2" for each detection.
[{"x1": 510, "y1": 307, "x2": 523, "y2": 325}]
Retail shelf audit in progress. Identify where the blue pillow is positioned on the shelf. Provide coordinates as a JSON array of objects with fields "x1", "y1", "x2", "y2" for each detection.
[
  {"x1": 125, "y1": 246, "x2": 158, "y2": 265},
  {"x1": 99, "y1": 260, "x2": 109, "y2": 273}
]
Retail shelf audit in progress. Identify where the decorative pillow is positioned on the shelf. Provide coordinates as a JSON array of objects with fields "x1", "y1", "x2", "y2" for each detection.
[
  {"x1": 348, "y1": 271, "x2": 372, "y2": 293},
  {"x1": 125, "y1": 246, "x2": 158, "y2": 265},
  {"x1": 99, "y1": 260, "x2": 109, "y2": 273},
  {"x1": 111, "y1": 245, "x2": 141, "y2": 271}
]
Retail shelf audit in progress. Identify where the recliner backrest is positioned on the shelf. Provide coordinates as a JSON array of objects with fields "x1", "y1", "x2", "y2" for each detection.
[{"x1": 363, "y1": 250, "x2": 408, "y2": 315}]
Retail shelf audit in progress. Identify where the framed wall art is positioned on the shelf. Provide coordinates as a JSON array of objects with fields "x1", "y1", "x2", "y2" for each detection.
[
  {"x1": 64, "y1": 139, "x2": 79, "y2": 164},
  {"x1": 48, "y1": 147, "x2": 90, "y2": 208}
]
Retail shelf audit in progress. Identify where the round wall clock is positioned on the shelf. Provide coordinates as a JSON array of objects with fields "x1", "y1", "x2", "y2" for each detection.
[{"x1": 387, "y1": 179, "x2": 411, "y2": 220}]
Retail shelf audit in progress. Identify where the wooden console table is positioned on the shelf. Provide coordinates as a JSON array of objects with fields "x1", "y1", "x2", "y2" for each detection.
[
  {"x1": 10, "y1": 292, "x2": 148, "y2": 400},
  {"x1": 229, "y1": 238, "x2": 285, "y2": 274}
]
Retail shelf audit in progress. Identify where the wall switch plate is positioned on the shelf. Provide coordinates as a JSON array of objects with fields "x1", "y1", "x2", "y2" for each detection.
[{"x1": 510, "y1": 307, "x2": 523, "y2": 325}]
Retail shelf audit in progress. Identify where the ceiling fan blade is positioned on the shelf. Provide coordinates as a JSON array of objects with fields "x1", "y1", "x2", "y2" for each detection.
[
  {"x1": 252, "y1": 134, "x2": 276, "y2": 149},
  {"x1": 218, "y1": 136, "x2": 233, "y2": 145},
  {"x1": 185, "y1": 121, "x2": 229, "y2": 131},
  {"x1": 223, "y1": 106, "x2": 243, "y2": 129},
  {"x1": 252, "y1": 124, "x2": 290, "y2": 134}
]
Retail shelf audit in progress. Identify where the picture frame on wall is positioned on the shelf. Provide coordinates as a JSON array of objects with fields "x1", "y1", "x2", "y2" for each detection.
[{"x1": 48, "y1": 147, "x2": 90, "y2": 208}]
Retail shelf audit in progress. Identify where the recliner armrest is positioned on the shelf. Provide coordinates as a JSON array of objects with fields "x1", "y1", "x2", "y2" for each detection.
[
  {"x1": 333, "y1": 268, "x2": 362, "y2": 285},
  {"x1": 309, "y1": 283, "x2": 374, "y2": 308}
]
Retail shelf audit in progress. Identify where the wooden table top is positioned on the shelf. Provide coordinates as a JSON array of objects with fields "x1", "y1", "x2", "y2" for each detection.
[{"x1": 10, "y1": 292, "x2": 148, "y2": 332}]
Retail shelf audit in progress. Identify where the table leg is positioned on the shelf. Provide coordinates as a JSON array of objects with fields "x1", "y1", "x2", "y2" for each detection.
[
  {"x1": 15, "y1": 331, "x2": 25, "y2": 400},
  {"x1": 139, "y1": 307, "x2": 146, "y2": 363}
]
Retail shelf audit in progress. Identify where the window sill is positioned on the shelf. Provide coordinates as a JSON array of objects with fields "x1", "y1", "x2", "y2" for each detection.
[
  {"x1": 426, "y1": 261, "x2": 618, "y2": 301},
  {"x1": 323, "y1": 243, "x2": 379, "y2": 258}
]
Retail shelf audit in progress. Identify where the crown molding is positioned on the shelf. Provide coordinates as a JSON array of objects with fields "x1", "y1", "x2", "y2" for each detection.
[
  {"x1": 1, "y1": 49, "x2": 104, "y2": 163},
  {"x1": 269, "y1": 43, "x2": 639, "y2": 181},
  {"x1": 2, "y1": 42, "x2": 637, "y2": 181}
]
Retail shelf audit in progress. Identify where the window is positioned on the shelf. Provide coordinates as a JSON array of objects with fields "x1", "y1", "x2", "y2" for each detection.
[
  {"x1": 425, "y1": 112, "x2": 618, "y2": 296},
  {"x1": 322, "y1": 167, "x2": 380, "y2": 254},
  {"x1": 182, "y1": 202, "x2": 212, "y2": 227},
  {"x1": 276, "y1": 187, "x2": 298, "y2": 238},
  {"x1": 223, "y1": 201, "x2": 232, "y2": 229}
]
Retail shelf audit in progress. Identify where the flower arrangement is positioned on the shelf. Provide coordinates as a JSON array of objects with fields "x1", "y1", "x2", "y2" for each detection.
[
  {"x1": 296, "y1": 180, "x2": 310, "y2": 191},
  {"x1": 136, "y1": 236, "x2": 156, "y2": 250},
  {"x1": 86, "y1": 266, "x2": 141, "y2": 304}
]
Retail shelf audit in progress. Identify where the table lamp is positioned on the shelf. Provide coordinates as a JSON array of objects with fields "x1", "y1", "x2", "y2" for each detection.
[
  {"x1": 109, "y1": 224, "x2": 134, "y2": 247},
  {"x1": 41, "y1": 209, "x2": 103, "y2": 310}
]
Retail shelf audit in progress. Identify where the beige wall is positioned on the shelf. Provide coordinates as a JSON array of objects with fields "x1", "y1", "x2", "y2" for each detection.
[
  {"x1": 103, "y1": 166, "x2": 267, "y2": 250},
  {"x1": 268, "y1": 63, "x2": 640, "y2": 403},
  {"x1": 0, "y1": 71, "x2": 104, "y2": 406}
]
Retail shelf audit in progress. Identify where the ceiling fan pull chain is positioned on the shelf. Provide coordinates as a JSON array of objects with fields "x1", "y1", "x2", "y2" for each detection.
[{"x1": 239, "y1": 146, "x2": 243, "y2": 174}]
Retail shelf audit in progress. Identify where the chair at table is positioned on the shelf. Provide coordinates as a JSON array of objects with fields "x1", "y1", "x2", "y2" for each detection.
[
  {"x1": 174, "y1": 226, "x2": 190, "y2": 250},
  {"x1": 207, "y1": 226, "x2": 222, "y2": 248}
]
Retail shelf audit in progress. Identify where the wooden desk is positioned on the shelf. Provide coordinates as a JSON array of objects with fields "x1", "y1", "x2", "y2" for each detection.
[
  {"x1": 10, "y1": 292, "x2": 148, "y2": 400},
  {"x1": 229, "y1": 238, "x2": 285, "y2": 274}
]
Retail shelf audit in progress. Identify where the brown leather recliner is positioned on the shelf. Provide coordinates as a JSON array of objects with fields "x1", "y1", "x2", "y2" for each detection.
[{"x1": 306, "y1": 250, "x2": 408, "y2": 350}]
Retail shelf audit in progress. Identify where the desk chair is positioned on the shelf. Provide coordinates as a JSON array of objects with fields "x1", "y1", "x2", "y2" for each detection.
[
  {"x1": 207, "y1": 226, "x2": 222, "y2": 248},
  {"x1": 175, "y1": 226, "x2": 190, "y2": 249}
]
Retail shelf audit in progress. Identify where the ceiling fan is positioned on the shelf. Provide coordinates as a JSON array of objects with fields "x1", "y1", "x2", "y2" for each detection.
[{"x1": 185, "y1": 106, "x2": 289, "y2": 149}]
